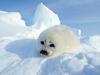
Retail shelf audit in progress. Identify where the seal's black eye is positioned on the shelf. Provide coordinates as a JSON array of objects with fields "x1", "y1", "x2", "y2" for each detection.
[
  {"x1": 49, "y1": 44, "x2": 55, "y2": 47},
  {"x1": 40, "y1": 41, "x2": 44, "y2": 45}
]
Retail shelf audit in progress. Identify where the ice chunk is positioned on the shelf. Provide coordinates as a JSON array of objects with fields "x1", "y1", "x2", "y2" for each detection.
[
  {"x1": 31, "y1": 3, "x2": 61, "y2": 38},
  {"x1": 33, "y1": 3, "x2": 60, "y2": 28}
]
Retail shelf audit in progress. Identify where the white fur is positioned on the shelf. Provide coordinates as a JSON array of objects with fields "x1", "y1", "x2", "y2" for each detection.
[{"x1": 37, "y1": 25, "x2": 81, "y2": 57}]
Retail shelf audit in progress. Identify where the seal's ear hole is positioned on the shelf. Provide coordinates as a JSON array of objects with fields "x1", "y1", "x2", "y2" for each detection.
[
  {"x1": 49, "y1": 44, "x2": 55, "y2": 48},
  {"x1": 40, "y1": 41, "x2": 44, "y2": 45}
]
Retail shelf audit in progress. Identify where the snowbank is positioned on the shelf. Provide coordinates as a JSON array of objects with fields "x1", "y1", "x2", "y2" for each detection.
[
  {"x1": 0, "y1": 11, "x2": 29, "y2": 37},
  {"x1": 89, "y1": 35, "x2": 100, "y2": 51},
  {"x1": 0, "y1": 11, "x2": 25, "y2": 26}
]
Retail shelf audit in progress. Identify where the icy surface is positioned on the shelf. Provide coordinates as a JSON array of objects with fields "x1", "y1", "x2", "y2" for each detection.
[{"x1": 0, "y1": 3, "x2": 100, "y2": 75}]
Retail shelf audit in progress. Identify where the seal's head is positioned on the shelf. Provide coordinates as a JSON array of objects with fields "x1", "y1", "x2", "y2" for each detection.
[{"x1": 38, "y1": 34, "x2": 56, "y2": 56}]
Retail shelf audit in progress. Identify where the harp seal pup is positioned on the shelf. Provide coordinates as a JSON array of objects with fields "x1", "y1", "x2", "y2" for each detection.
[{"x1": 37, "y1": 25, "x2": 81, "y2": 57}]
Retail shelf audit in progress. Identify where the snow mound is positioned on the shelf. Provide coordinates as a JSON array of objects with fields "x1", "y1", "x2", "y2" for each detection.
[
  {"x1": 31, "y1": 3, "x2": 61, "y2": 38},
  {"x1": 0, "y1": 11, "x2": 25, "y2": 26},
  {"x1": 89, "y1": 35, "x2": 100, "y2": 51},
  {"x1": 33, "y1": 3, "x2": 60, "y2": 28},
  {"x1": 0, "y1": 11, "x2": 29, "y2": 37}
]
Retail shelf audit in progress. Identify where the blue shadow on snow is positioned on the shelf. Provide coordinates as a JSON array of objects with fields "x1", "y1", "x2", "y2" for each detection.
[{"x1": 5, "y1": 39, "x2": 40, "y2": 59}]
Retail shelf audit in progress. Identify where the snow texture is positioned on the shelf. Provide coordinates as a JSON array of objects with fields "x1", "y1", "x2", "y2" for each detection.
[{"x1": 0, "y1": 3, "x2": 100, "y2": 75}]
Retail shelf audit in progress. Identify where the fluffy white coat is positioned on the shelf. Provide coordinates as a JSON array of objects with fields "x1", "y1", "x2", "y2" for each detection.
[{"x1": 37, "y1": 25, "x2": 81, "y2": 57}]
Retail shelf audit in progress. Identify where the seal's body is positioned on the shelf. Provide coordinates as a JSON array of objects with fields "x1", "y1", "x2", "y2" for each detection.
[{"x1": 37, "y1": 25, "x2": 81, "y2": 57}]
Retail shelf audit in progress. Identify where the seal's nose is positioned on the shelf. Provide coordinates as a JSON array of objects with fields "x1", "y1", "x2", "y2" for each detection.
[{"x1": 40, "y1": 50, "x2": 48, "y2": 56}]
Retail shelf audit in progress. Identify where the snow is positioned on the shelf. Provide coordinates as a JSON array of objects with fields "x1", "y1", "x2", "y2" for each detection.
[
  {"x1": 0, "y1": 11, "x2": 8, "y2": 14},
  {"x1": 31, "y1": 3, "x2": 61, "y2": 38},
  {"x1": 33, "y1": 3, "x2": 60, "y2": 28},
  {"x1": 0, "y1": 11, "x2": 29, "y2": 37},
  {"x1": 89, "y1": 35, "x2": 100, "y2": 51},
  {"x1": 0, "y1": 3, "x2": 100, "y2": 75},
  {"x1": 0, "y1": 12, "x2": 26, "y2": 26}
]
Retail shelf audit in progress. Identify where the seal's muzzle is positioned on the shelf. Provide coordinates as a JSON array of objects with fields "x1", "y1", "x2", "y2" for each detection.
[{"x1": 40, "y1": 50, "x2": 48, "y2": 56}]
